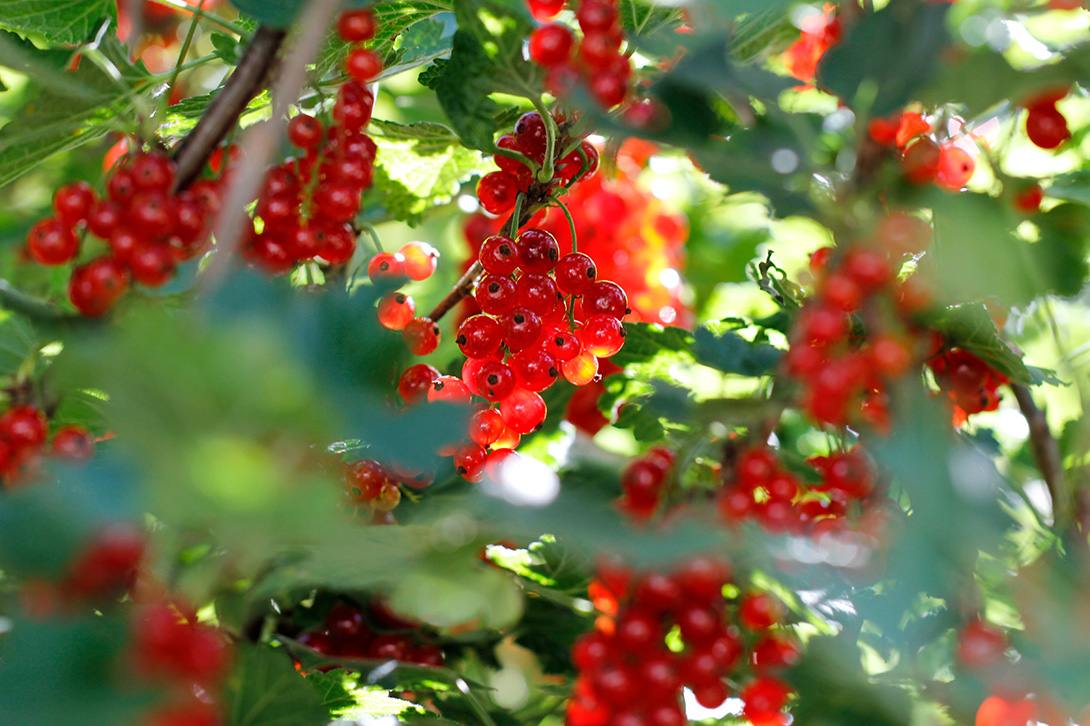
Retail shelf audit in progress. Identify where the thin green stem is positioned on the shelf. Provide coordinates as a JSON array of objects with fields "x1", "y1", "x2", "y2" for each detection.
[
  {"x1": 508, "y1": 193, "x2": 524, "y2": 238},
  {"x1": 552, "y1": 197, "x2": 578, "y2": 255},
  {"x1": 165, "y1": 0, "x2": 205, "y2": 115},
  {"x1": 150, "y1": 53, "x2": 220, "y2": 80},
  {"x1": 529, "y1": 95, "x2": 557, "y2": 182},
  {"x1": 360, "y1": 225, "x2": 384, "y2": 254}
]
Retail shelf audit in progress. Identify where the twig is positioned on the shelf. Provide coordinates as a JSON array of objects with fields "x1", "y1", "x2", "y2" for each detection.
[
  {"x1": 1011, "y1": 383, "x2": 1067, "y2": 524},
  {"x1": 199, "y1": 0, "x2": 343, "y2": 292},
  {"x1": 171, "y1": 25, "x2": 288, "y2": 191}
]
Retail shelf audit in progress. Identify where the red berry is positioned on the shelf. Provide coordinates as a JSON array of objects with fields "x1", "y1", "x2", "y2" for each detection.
[
  {"x1": 510, "y1": 345, "x2": 560, "y2": 391},
  {"x1": 958, "y1": 620, "x2": 1007, "y2": 669},
  {"x1": 581, "y1": 280, "x2": 628, "y2": 318},
  {"x1": 500, "y1": 307, "x2": 543, "y2": 353},
  {"x1": 580, "y1": 315, "x2": 625, "y2": 357},
  {"x1": 399, "y1": 363, "x2": 440, "y2": 404},
  {"x1": 368, "y1": 252, "x2": 407, "y2": 289},
  {"x1": 555, "y1": 252, "x2": 597, "y2": 295},
  {"x1": 1013, "y1": 183, "x2": 1044, "y2": 213},
  {"x1": 476, "y1": 274, "x2": 519, "y2": 315},
  {"x1": 429, "y1": 375, "x2": 473, "y2": 404},
  {"x1": 901, "y1": 137, "x2": 941, "y2": 185},
  {"x1": 402, "y1": 317, "x2": 441, "y2": 356},
  {"x1": 513, "y1": 112, "x2": 549, "y2": 163},
  {"x1": 129, "y1": 243, "x2": 176, "y2": 288},
  {"x1": 589, "y1": 70, "x2": 628, "y2": 108},
  {"x1": 399, "y1": 241, "x2": 439, "y2": 281},
  {"x1": 87, "y1": 200, "x2": 123, "y2": 239},
  {"x1": 542, "y1": 326, "x2": 581, "y2": 361},
  {"x1": 68, "y1": 257, "x2": 129, "y2": 317},
  {"x1": 580, "y1": 31, "x2": 623, "y2": 69},
  {"x1": 741, "y1": 677, "x2": 792, "y2": 720},
  {"x1": 130, "y1": 151, "x2": 175, "y2": 193},
  {"x1": 287, "y1": 114, "x2": 323, "y2": 149},
  {"x1": 468, "y1": 408, "x2": 505, "y2": 446},
  {"x1": 130, "y1": 191, "x2": 175, "y2": 238},
  {"x1": 577, "y1": 0, "x2": 618, "y2": 32},
  {"x1": 51, "y1": 425, "x2": 95, "y2": 460},
  {"x1": 0, "y1": 406, "x2": 48, "y2": 450},
  {"x1": 478, "y1": 171, "x2": 520, "y2": 215},
  {"x1": 345, "y1": 48, "x2": 383, "y2": 82},
  {"x1": 1026, "y1": 103, "x2": 1070, "y2": 149},
  {"x1": 561, "y1": 349, "x2": 599, "y2": 386},
  {"x1": 338, "y1": 8, "x2": 376, "y2": 42},
  {"x1": 515, "y1": 228, "x2": 560, "y2": 273},
  {"x1": 456, "y1": 314, "x2": 504, "y2": 359},
  {"x1": 107, "y1": 168, "x2": 136, "y2": 204},
  {"x1": 479, "y1": 235, "x2": 520, "y2": 275},
  {"x1": 314, "y1": 182, "x2": 360, "y2": 222},
  {"x1": 499, "y1": 387, "x2": 547, "y2": 433},
  {"x1": 52, "y1": 181, "x2": 96, "y2": 227},
  {"x1": 27, "y1": 217, "x2": 79, "y2": 265},
  {"x1": 528, "y1": 0, "x2": 565, "y2": 20},
  {"x1": 377, "y1": 292, "x2": 416, "y2": 330},
  {"x1": 476, "y1": 359, "x2": 517, "y2": 401},
  {"x1": 516, "y1": 272, "x2": 561, "y2": 315},
  {"x1": 876, "y1": 211, "x2": 930, "y2": 255},
  {"x1": 334, "y1": 82, "x2": 375, "y2": 130},
  {"x1": 494, "y1": 134, "x2": 527, "y2": 174},
  {"x1": 675, "y1": 556, "x2": 731, "y2": 603},
  {"x1": 316, "y1": 222, "x2": 357, "y2": 265},
  {"x1": 739, "y1": 592, "x2": 783, "y2": 630},
  {"x1": 454, "y1": 443, "x2": 488, "y2": 481},
  {"x1": 936, "y1": 144, "x2": 975, "y2": 190},
  {"x1": 247, "y1": 232, "x2": 294, "y2": 275},
  {"x1": 529, "y1": 24, "x2": 574, "y2": 67}
]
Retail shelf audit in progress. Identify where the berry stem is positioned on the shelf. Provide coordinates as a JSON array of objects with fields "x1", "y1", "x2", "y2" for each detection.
[
  {"x1": 1011, "y1": 383, "x2": 1067, "y2": 526},
  {"x1": 164, "y1": 0, "x2": 206, "y2": 115},
  {"x1": 508, "y1": 193, "x2": 524, "y2": 239},
  {"x1": 552, "y1": 197, "x2": 578, "y2": 255},
  {"x1": 530, "y1": 95, "x2": 557, "y2": 183},
  {"x1": 360, "y1": 225, "x2": 385, "y2": 254},
  {"x1": 171, "y1": 24, "x2": 288, "y2": 192}
]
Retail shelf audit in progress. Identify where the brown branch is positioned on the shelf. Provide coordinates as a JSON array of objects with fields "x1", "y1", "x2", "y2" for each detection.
[
  {"x1": 1011, "y1": 383, "x2": 1067, "y2": 524},
  {"x1": 171, "y1": 24, "x2": 288, "y2": 191},
  {"x1": 426, "y1": 184, "x2": 552, "y2": 323}
]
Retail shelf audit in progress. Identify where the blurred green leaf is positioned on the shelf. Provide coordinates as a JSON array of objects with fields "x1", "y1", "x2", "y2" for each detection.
[
  {"x1": 693, "y1": 322, "x2": 782, "y2": 376},
  {"x1": 0, "y1": 0, "x2": 116, "y2": 46},
  {"x1": 817, "y1": 0, "x2": 949, "y2": 117},
  {"x1": 225, "y1": 644, "x2": 329, "y2": 726}
]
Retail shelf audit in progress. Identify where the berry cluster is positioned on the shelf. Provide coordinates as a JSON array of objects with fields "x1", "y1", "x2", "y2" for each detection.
[
  {"x1": 0, "y1": 403, "x2": 95, "y2": 487},
  {"x1": 868, "y1": 109, "x2": 977, "y2": 190},
  {"x1": 242, "y1": 8, "x2": 385, "y2": 274},
  {"x1": 785, "y1": 212, "x2": 938, "y2": 429},
  {"x1": 26, "y1": 150, "x2": 220, "y2": 316},
  {"x1": 527, "y1": 0, "x2": 634, "y2": 108},
  {"x1": 294, "y1": 598, "x2": 444, "y2": 669},
  {"x1": 342, "y1": 456, "x2": 432, "y2": 523},
  {"x1": 717, "y1": 444, "x2": 875, "y2": 534},
  {"x1": 927, "y1": 348, "x2": 1008, "y2": 424},
  {"x1": 134, "y1": 600, "x2": 233, "y2": 726},
  {"x1": 478, "y1": 111, "x2": 601, "y2": 217},
  {"x1": 568, "y1": 558, "x2": 797, "y2": 726},
  {"x1": 1023, "y1": 87, "x2": 1071, "y2": 150}
]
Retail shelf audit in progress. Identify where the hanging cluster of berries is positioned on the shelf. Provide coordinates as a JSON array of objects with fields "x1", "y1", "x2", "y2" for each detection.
[
  {"x1": 26, "y1": 150, "x2": 220, "y2": 316},
  {"x1": 527, "y1": 0, "x2": 634, "y2": 108},
  {"x1": 0, "y1": 403, "x2": 95, "y2": 488},
  {"x1": 243, "y1": 7, "x2": 384, "y2": 274},
  {"x1": 478, "y1": 111, "x2": 601, "y2": 217},
  {"x1": 927, "y1": 348, "x2": 1009, "y2": 425},
  {"x1": 341, "y1": 455, "x2": 436, "y2": 524},
  {"x1": 568, "y1": 558, "x2": 798, "y2": 726},
  {"x1": 785, "y1": 211, "x2": 940, "y2": 430},
  {"x1": 1022, "y1": 87, "x2": 1071, "y2": 151},
  {"x1": 134, "y1": 600, "x2": 233, "y2": 726},
  {"x1": 292, "y1": 598, "x2": 444, "y2": 669},
  {"x1": 868, "y1": 109, "x2": 977, "y2": 190},
  {"x1": 718, "y1": 445, "x2": 875, "y2": 535}
]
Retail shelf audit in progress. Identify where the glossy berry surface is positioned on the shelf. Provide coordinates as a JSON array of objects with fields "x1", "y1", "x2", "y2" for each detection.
[{"x1": 402, "y1": 317, "x2": 441, "y2": 356}]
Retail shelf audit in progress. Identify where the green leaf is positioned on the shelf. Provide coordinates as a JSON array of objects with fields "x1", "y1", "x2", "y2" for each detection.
[
  {"x1": 419, "y1": 0, "x2": 539, "y2": 152},
  {"x1": 924, "y1": 303, "x2": 1033, "y2": 386},
  {"x1": 0, "y1": 34, "x2": 152, "y2": 188},
  {"x1": 225, "y1": 644, "x2": 330, "y2": 726},
  {"x1": 693, "y1": 322, "x2": 782, "y2": 376},
  {"x1": 371, "y1": 119, "x2": 486, "y2": 223},
  {"x1": 160, "y1": 90, "x2": 270, "y2": 139},
  {"x1": 0, "y1": 0, "x2": 116, "y2": 46},
  {"x1": 0, "y1": 309, "x2": 39, "y2": 376},
  {"x1": 817, "y1": 0, "x2": 950, "y2": 117},
  {"x1": 610, "y1": 322, "x2": 693, "y2": 368},
  {"x1": 0, "y1": 616, "x2": 156, "y2": 726},
  {"x1": 211, "y1": 30, "x2": 244, "y2": 65}
]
